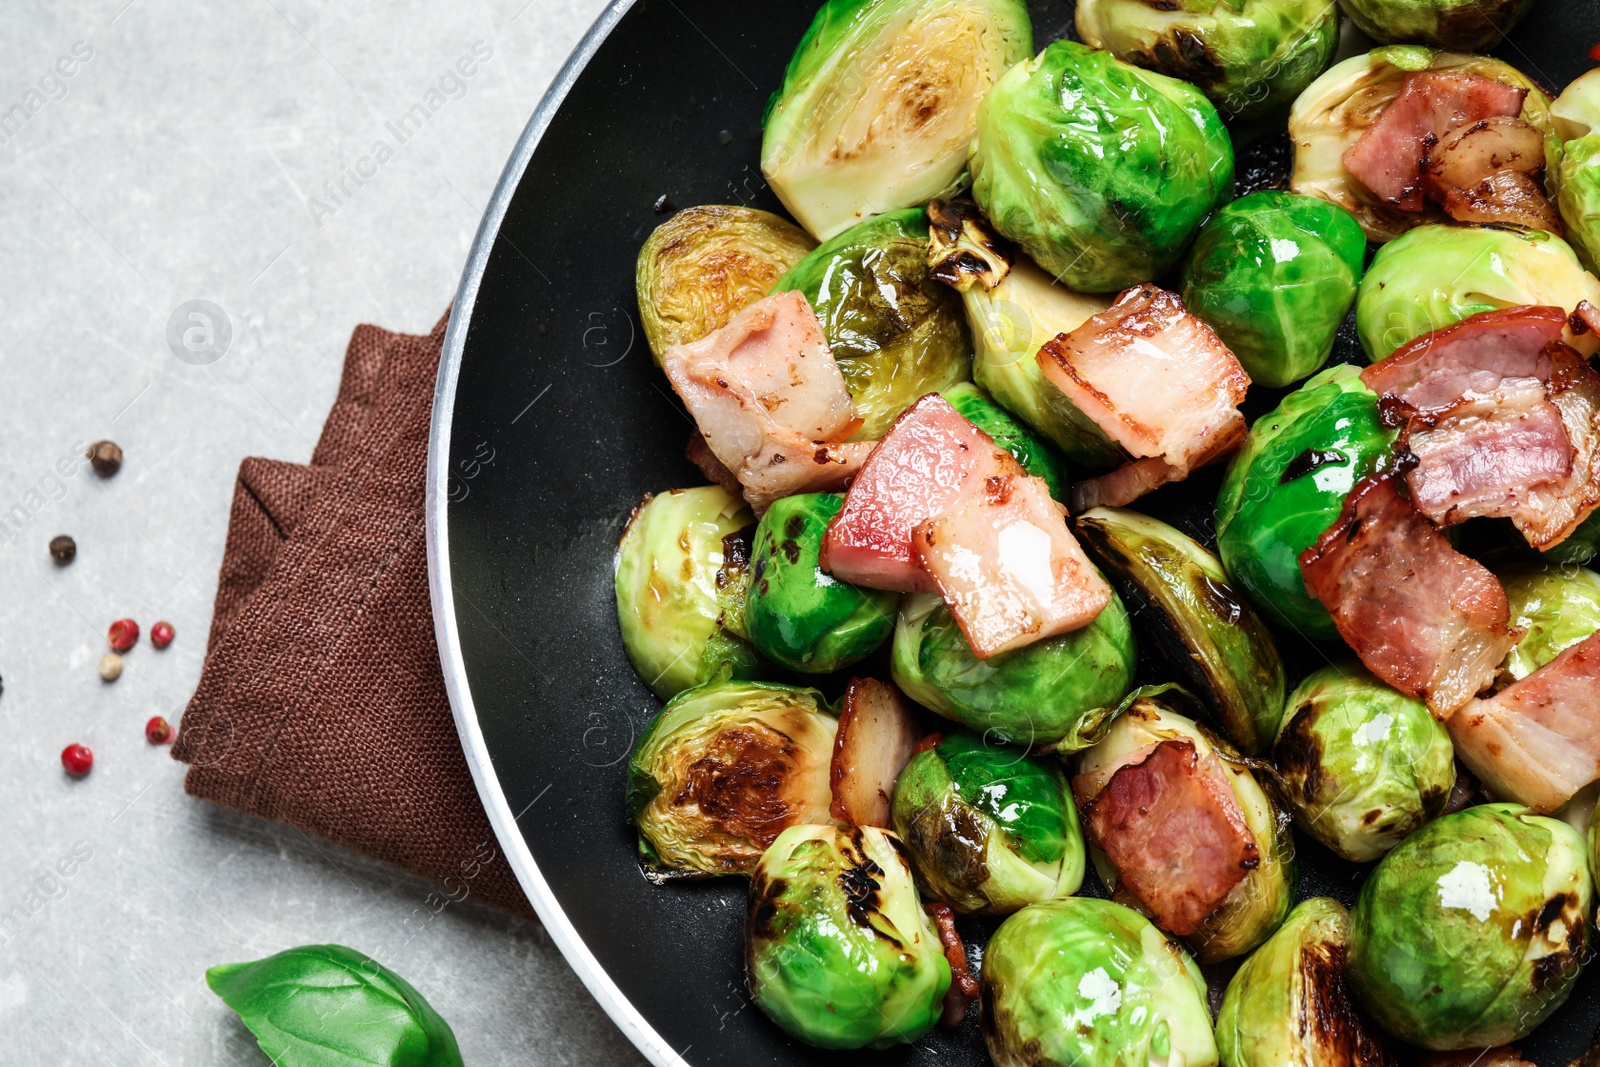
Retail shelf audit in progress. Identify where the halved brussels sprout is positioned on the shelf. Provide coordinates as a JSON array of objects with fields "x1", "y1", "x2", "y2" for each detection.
[
  {"x1": 771, "y1": 208, "x2": 971, "y2": 439},
  {"x1": 1553, "y1": 71, "x2": 1600, "y2": 274},
  {"x1": 1337, "y1": 0, "x2": 1536, "y2": 51},
  {"x1": 1497, "y1": 563, "x2": 1600, "y2": 683},
  {"x1": 760, "y1": 0, "x2": 1033, "y2": 241},
  {"x1": 1075, "y1": 0, "x2": 1339, "y2": 121},
  {"x1": 1348, "y1": 803, "x2": 1593, "y2": 1050},
  {"x1": 1357, "y1": 225, "x2": 1600, "y2": 361},
  {"x1": 1076, "y1": 507, "x2": 1286, "y2": 756},
  {"x1": 891, "y1": 732, "x2": 1084, "y2": 914},
  {"x1": 970, "y1": 40, "x2": 1234, "y2": 293},
  {"x1": 747, "y1": 824, "x2": 949, "y2": 1049},
  {"x1": 981, "y1": 897, "x2": 1217, "y2": 1067},
  {"x1": 636, "y1": 206, "x2": 816, "y2": 365},
  {"x1": 626, "y1": 676, "x2": 836, "y2": 879},
  {"x1": 743, "y1": 493, "x2": 897, "y2": 673},
  {"x1": 1215, "y1": 366, "x2": 1398, "y2": 639},
  {"x1": 1274, "y1": 662, "x2": 1456, "y2": 863},
  {"x1": 1072, "y1": 687, "x2": 1294, "y2": 963},
  {"x1": 1216, "y1": 897, "x2": 1393, "y2": 1067},
  {"x1": 1290, "y1": 49, "x2": 1556, "y2": 243},
  {"x1": 942, "y1": 382, "x2": 1070, "y2": 501},
  {"x1": 614, "y1": 487, "x2": 763, "y2": 700},
  {"x1": 1181, "y1": 191, "x2": 1367, "y2": 389},
  {"x1": 891, "y1": 590, "x2": 1136, "y2": 750}
]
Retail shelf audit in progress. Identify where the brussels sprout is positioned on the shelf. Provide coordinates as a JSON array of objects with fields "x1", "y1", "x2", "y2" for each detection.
[
  {"x1": 1073, "y1": 687, "x2": 1294, "y2": 963},
  {"x1": 1274, "y1": 662, "x2": 1456, "y2": 863},
  {"x1": 981, "y1": 897, "x2": 1217, "y2": 1067},
  {"x1": 615, "y1": 486, "x2": 764, "y2": 700},
  {"x1": 746, "y1": 824, "x2": 949, "y2": 1049},
  {"x1": 1337, "y1": 0, "x2": 1535, "y2": 51},
  {"x1": 743, "y1": 494, "x2": 896, "y2": 673},
  {"x1": 635, "y1": 206, "x2": 816, "y2": 365},
  {"x1": 941, "y1": 382, "x2": 1070, "y2": 500},
  {"x1": 760, "y1": 0, "x2": 1033, "y2": 241},
  {"x1": 1215, "y1": 366, "x2": 1398, "y2": 639},
  {"x1": 1552, "y1": 71, "x2": 1600, "y2": 275},
  {"x1": 1357, "y1": 225, "x2": 1600, "y2": 361},
  {"x1": 626, "y1": 676, "x2": 836, "y2": 878},
  {"x1": 1181, "y1": 192, "x2": 1367, "y2": 389},
  {"x1": 1347, "y1": 803, "x2": 1593, "y2": 1050},
  {"x1": 926, "y1": 200, "x2": 1122, "y2": 467},
  {"x1": 890, "y1": 591, "x2": 1136, "y2": 750},
  {"x1": 970, "y1": 40, "x2": 1234, "y2": 293},
  {"x1": 1076, "y1": 507, "x2": 1286, "y2": 756},
  {"x1": 891, "y1": 732, "x2": 1084, "y2": 914},
  {"x1": 1290, "y1": 49, "x2": 1557, "y2": 243},
  {"x1": 1075, "y1": 0, "x2": 1339, "y2": 121},
  {"x1": 1497, "y1": 563, "x2": 1600, "y2": 683},
  {"x1": 772, "y1": 209, "x2": 971, "y2": 439}
]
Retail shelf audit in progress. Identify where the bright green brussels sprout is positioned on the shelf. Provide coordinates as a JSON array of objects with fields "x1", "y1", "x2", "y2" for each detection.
[
  {"x1": 1552, "y1": 70, "x2": 1600, "y2": 275},
  {"x1": 941, "y1": 382, "x2": 1070, "y2": 500},
  {"x1": 981, "y1": 897, "x2": 1218, "y2": 1067},
  {"x1": 1497, "y1": 563, "x2": 1600, "y2": 683},
  {"x1": 1215, "y1": 898, "x2": 1392, "y2": 1067},
  {"x1": 1291, "y1": 49, "x2": 1557, "y2": 243},
  {"x1": 1075, "y1": 0, "x2": 1340, "y2": 121},
  {"x1": 1076, "y1": 507, "x2": 1286, "y2": 756},
  {"x1": 1215, "y1": 366, "x2": 1398, "y2": 639},
  {"x1": 614, "y1": 486, "x2": 764, "y2": 700},
  {"x1": 1357, "y1": 225, "x2": 1600, "y2": 361},
  {"x1": 746, "y1": 824, "x2": 949, "y2": 1049},
  {"x1": 1274, "y1": 662, "x2": 1456, "y2": 863},
  {"x1": 1337, "y1": 0, "x2": 1535, "y2": 51},
  {"x1": 970, "y1": 40, "x2": 1234, "y2": 293},
  {"x1": 635, "y1": 205, "x2": 816, "y2": 365},
  {"x1": 772, "y1": 208, "x2": 971, "y2": 439},
  {"x1": 1348, "y1": 803, "x2": 1593, "y2": 1050},
  {"x1": 1181, "y1": 192, "x2": 1367, "y2": 389},
  {"x1": 743, "y1": 494, "x2": 896, "y2": 673},
  {"x1": 760, "y1": 0, "x2": 1033, "y2": 241},
  {"x1": 890, "y1": 591, "x2": 1136, "y2": 750},
  {"x1": 625, "y1": 676, "x2": 836, "y2": 879},
  {"x1": 890, "y1": 732, "x2": 1084, "y2": 914}
]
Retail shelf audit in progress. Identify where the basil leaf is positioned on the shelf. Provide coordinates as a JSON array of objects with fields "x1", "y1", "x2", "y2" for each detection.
[{"x1": 206, "y1": 944, "x2": 463, "y2": 1067}]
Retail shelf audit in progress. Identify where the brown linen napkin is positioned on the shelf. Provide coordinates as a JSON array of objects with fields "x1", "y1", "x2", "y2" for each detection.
[{"x1": 172, "y1": 312, "x2": 534, "y2": 919}]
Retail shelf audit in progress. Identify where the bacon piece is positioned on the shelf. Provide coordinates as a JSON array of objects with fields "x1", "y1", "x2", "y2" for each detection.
[
  {"x1": 829, "y1": 679, "x2": 920, "y2": 829},
  {"x1": 685, "y1": 431, "x2": 741, "y2": 494},
  {"x1": 1038, "y1": 285, "x2": 1248, "y2": 508},
  {"x1": 1069, "y1": 421, "x2": 1246, "y2": 513},
  {"x1": 1516, "y1": 348, "x2": 1600, "y2": 547},
  {"x1": 822, "y1": 394, "x2": 1020, "y2": 592},
  {"x1": 1429, "y1": 169, "x2": 1565, "y2": 234},
  {"x1": 1078, "y1": 738, "x2": 1258, "y2": 937},
  {"x1": 1360, "y1": 305, "x2": 1568, "y2": 415},
  {"x1": 1299, "y1": 470, "x2": 1520, "y2": 716},
  {"x1": 912, "y1": 473, "x2": 1111, "y2": 658},
  {"x1": 1448, "y1": 632, "x2": 1600, "y2": 812},
  {"x1": 924, "y1": 902, "x2": 978, "y2": 1027},
  {"x1": 1342, "y1": 71, "x2": 1527, "y2": 211},
  {"x1": 1574, "y1": 301, "x2": 1600, "y2": 337}
]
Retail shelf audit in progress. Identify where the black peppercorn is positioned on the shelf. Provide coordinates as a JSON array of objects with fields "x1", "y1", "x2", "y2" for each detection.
[
  {"x1": 49, "y1": 535, "x2": 76, "y2": 563},
  {"x1": 87, "y1": 440, "x2": 122, "y2": 476}
]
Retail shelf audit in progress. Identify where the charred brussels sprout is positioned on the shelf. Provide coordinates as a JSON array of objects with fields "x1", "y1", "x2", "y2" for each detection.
[
  {"x1": 1274, "y1": 663, "x2": 1455, "y2": 863},
  {"x1": 1076, "y1": 507, "x2": 1286, "y2": 756},
  {"x1": 614, "y1": 487, "x2": 763, "y2": 700},
  {"x1": 1337, "y1": 0, "x2": 1535, "y2": 51},
  {"x1": 746, "y1": 824, "x2": 949, "y2": 1049},
  {"x1": 970, "y1": 40, "x2": 1234, "y2": 293},
  {"x1": 1553, "y1": 71, "x2": 1600, "y2": 274},
  {"x1": 1358, "y1": 225, "x2": 1600, "y2": 361},
  {"x1": 890, "y1": 591, "x2": 1136, "y2": 750},
  {"x1": 942, "y1": 382, "x2": 1070, "y2": 501},
  {"x1": 772, "y1": 209, "x2": 971, "y2": 438},
  {"x1": 981, "y1": 897, "x2": 1217, "y2": 1067},
  {"x1": 636, "y1": 206, "x2": 816, "y2": 365},
  {"x1": 626, "y1": 677, "x2": 836, "y2": 878},
  {"x1": 1498, "y1": 563, "x2": 1600, "y2": 682},
  {"x1": 1075, "y1": 0, "x2": 1339, "y2": 121},
  {"x1": 891, "y1": 733, "x2": 1084, "y2": 914},
  {"x1": 760, "y1": 0, "x2": 1033, "y2": 241},
  {"x1": 1181, "y1": 192, "x2": 1367, "y2": 388},
  {"x1": 1215, "y1": 366, "x2": 1398, "y2": 639},
  {"x1": 1348, "y1": 803, "x2": 1593, "y2": 1050},
  {"x1": 744, "y1": 493, "x2": 896, "y2": 673},
  {"x1": 1215, "y1": 898, "x2": 1392, "y2": 1067}
]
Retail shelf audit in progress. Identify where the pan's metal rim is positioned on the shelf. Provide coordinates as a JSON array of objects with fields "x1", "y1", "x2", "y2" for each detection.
[{"x1": 423, "y1": 2, "x2": 686, "y2": 1066}]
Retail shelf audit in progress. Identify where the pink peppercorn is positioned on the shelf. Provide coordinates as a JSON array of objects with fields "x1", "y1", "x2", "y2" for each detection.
[
  {"x1": 61, "y1": 744, "x2": 93, "y2": 776},
  {"x1": 108, "y1": 618, "x2": 140, "y2": 653}
]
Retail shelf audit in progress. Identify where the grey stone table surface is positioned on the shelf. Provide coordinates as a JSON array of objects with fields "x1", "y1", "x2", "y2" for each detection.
[{"x1": 0, "y1": 0, "x2": 651, "y2": 1063}]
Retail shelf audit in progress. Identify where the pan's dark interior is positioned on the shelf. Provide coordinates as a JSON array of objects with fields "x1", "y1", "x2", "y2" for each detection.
[{"x1": 444, "y1": 2, "x2": 1600, "y2": 1063}]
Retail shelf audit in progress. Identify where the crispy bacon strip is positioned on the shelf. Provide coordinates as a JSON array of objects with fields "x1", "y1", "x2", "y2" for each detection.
[
  {"x1": 1501, "y1": 347, "x2": 1600, "y2": 547},
  {"x1": 829, "y1": 679, "x2": 920, "y2": 829},
  {"x1": 1359, "y1": 305, "x2": 1568, "y2": 416},
  {"x1": 1429, "y1": 168, "x2": 1564, "y2": 233},
  {"x1": 1299, "y1": 470, "x2": 1520, "y2": 715},
  {"x1": 924, "y1": 902, "x2": 978, "y2": 1027}
]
